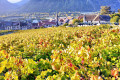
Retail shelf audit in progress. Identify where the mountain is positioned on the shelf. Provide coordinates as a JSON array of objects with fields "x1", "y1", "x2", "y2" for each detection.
[
  {"x1": 15, "y1": 0, "x2": 29, "y2": 6},
  {"x1": 0, "y1": 0, "x2": 120, "y2": 14},
  {"x1": 0, "y1": 0, "x2": 18, "y2": 13},
  {"x1": 21, "y1": 0, "x2": 120, "y2": 12},
  {"x1": 0, "y1": 0, "x2": 20, "y2": 14},
  {"x1": 0, "y1": 0, "x2": 30, "y2": 14}
]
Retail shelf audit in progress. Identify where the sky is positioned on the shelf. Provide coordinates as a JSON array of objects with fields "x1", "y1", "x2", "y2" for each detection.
[{"x1": 7, "y1": 0, "x2": 22, "y2": 3}]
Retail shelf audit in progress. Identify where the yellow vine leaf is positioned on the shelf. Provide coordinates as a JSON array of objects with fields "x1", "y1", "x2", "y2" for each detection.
[{"x1": 0, "y1": 60, "x2": 7, "y2": 73}]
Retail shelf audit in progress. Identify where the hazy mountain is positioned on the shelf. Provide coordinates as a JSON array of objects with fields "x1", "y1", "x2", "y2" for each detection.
[
  {"x1": 15, "y1": 0, "x2": 29, "y2": 6},
  {"x1": 0, "y1": 0, "x2": 30, "y2": 14},
  {"x1": 21, "y1": 0, "x2": 120, "y2": 12},
  {"x1": 0, "y1": 0, "x2": 17, "y2": 13},
  {"x1": 0, "y1": 0, "x2": 120, "y2": 14}
]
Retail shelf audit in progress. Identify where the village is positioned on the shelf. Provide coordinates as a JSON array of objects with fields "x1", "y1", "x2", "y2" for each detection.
[
  {"x1": 0, "y1": 14, "x2": 112, "y2": 30},
  {"x1": 1, "y1": 0, "x2": 120, "y2": 79},
  {"x1": 0, "y1": 6, "x2": 120, "y2": 30}
]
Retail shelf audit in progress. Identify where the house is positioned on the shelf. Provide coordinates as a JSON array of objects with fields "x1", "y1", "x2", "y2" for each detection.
[
  {"x1": 49, "y1": 18, "x2": 56, "y2": 22},
  {"x1": 67, "y1": 16, "x2": 74, "y2": 20},
  {"x1": 59, "y1": 19, "x2": 65, "y2": 25},
  {"x1": 4, "y1": 21, "x2": 32, "y2": 30},
  {"x1": 78, "y1": 14, "x2": 111, "y2": 25},
  {"x1": 32, "y1": 19, "x2": 57, "y2": 29},
  {"x1": 5, "y1": 21, "x2": 21, "y2": 30},
  {"x1": 42, "y1": 20, "x2": 57, "y2": 28},
  {"x1": 20, "y1": 22, "x2": 31, "y2": 30},
  {"x1": 32, "y1": 20, "x2": 41, "y2": 29},
  {"x1": 58, "y1": 17, "x2": 72, "y2": 25},
  {"x1": 68, "y1": 20, "x2": 74, "y2": 25},
  {"x1": 4, "y1": 21, "x2": 13, "y2": 30},
  {"x1": 0, "y1": 21, "x2": 4, "y2": 30},
  {"x1": 12, "y1": 22, "x2": 21, "y2": 30},
  {"x1": 78, "y1": 15, "x2": 84, "y2": 20}
]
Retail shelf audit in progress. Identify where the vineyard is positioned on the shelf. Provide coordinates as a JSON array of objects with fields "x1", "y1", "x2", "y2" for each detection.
[
  {"x1": 0, "y1": 30, "x2": 14, "y2": 36},
  {"x1": 0, "y1": 25, "x2": 120, "y2": 80}
]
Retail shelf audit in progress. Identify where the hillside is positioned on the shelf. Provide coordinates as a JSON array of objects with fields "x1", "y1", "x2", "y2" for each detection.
[
  {"x1": 0, "y1": 25, "x2": 120, "y2": 79},
  {"x1": 0, "y1": 0, "x2": 17, "y2": 13},
  {"x1": 21, "y1": 0, "x2": 120, "y2": 12},
  {"x1": 0, "y1": 0, "x2": 29, "y2": 14},
  {"x1": 15, "y1": 0, "x2": 29, "y2": 6},
  {"x1": 0, "y1": 0, "x2": 120, "y2": 13}
]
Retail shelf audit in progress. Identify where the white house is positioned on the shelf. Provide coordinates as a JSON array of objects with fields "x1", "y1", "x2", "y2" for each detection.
[{"x1": 78, "y1": 14, "x2": 111, "y2": 25}]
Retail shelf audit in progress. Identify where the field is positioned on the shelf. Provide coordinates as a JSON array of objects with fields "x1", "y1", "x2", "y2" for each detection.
[
  {"x1": 0, "y1": 30, "x2": 14, "y2": 36},
  {"x1": 0, "y1": 25, "x2": 120, "y2": 80}
]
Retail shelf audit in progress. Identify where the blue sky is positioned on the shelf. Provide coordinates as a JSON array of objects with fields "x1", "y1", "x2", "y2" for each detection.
[{"x1": 7, "y1": 0, "x2": 22, "y2": 3}]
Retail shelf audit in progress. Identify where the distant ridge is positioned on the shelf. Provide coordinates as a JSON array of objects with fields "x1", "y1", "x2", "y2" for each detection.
[
  {"x1": 20, "y1": 0, "x2": 120, "y2": 12},
  {"x1": 0, "y1": 0, "x2": 120, "y2": 14},
  {"x1": 0, "y1": 0, "x2": 17, "y2": 13},
  {"x1": 15, "y1": 0, "x2": 29, "y2": 6},
  {"x1": 0, "y1": 0, "x2": 29, "y2": 14}
]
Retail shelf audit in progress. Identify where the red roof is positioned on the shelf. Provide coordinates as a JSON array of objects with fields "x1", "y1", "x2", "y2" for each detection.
[
  {"x1": 78, "y1": 15, "x2": 84, "y2": 20},
  {"x1": 85, "y1": 15, "x2": 97, "y2": 21},
  {"x1": 41, "y1": 20, "x2": 56, "y2": 25},
  {"x1": 41, "y1": 20, "x2": 49, "y2": 23},
  {"x1": 43, "y1": 22, "x2": 56, "y2": 25},
  {"x1": 32, "y1": 20, "x2": 57, "y2": 28}
]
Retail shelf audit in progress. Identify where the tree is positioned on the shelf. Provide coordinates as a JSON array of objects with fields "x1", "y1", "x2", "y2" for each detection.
[
  {"x1": 110, "y1": 13, "x2": 120, "y2": 18},
  {"x1": 80, "y1": 18, "x2": 83, "y2": 23},
  {"x1": 118, "y1": 9, "x2": 120, "y2": 14},
  {"x1": 66, "y1": 14, "x2": 68, "y2": 17},
  {"x1": 110, "y1": 16, "x2": 120, "y2": 24},
  {"x1": 119, "y1": 19, "x2": 120, "y2": 25},
  {"x1": 63, "y1": 23, "x2": 68, "y2": 26},
  {"x1": 71, "y1": 14, "x2": 74, "y2": 16},
  {"x1": 100, "y1": 6, "x2": 112, "y2": 15},
  {"x1": 74, "y1": 22, "x2": 79, "y2": 27},
  {"x1": 72, "y1": 19, "x2": 80, "y2": 25}
]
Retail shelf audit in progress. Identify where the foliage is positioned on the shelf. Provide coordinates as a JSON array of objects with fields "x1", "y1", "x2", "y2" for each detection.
[
  {"x1": 80, "y1": 18, "x2": 83, "y2": 23},
  {"x1": 119, "y1": 19, "x2": 120, "y2": 25},
  {"x1": 0, "y1": 30, "x2": 14, "y2": 36},
  {"x1": 40, "y1": 26, "x2": 45, "y2": 28},
  {"x1": 110, "y1": 13, "x2": 120, "y2": 24},
  {"x1": 100, "y1": 6, "x2": 112, "y2": 15},
  {"x1": 110, "y1": 16, "x2": 120, "y2": 24},
  {"x1": 63, "y1": 23, "x2": 68, "y2": 26},
  {"x1": 118, "y1": 9, "x2": 120, "y2": 14},
  {"x1": 0, "y1": 25, "x2": 120, "y2": 80},
  {"x1": 72, "y1": 19, "x2": 81, "y2": 25},
  {"x1": 110, "y1": 13, "x2": 120, "y2": 18}
]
